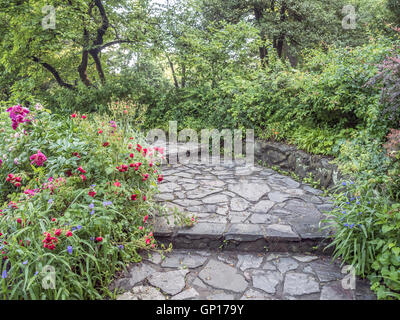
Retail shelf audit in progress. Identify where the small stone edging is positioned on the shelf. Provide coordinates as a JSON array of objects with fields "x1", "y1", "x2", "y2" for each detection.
[{"x1": 255, "y1": 140, "x2": 342, "y2": 188}]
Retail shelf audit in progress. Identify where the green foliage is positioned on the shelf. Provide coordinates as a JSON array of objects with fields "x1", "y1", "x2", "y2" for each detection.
[
  {"x1": 0, "y1": 104, "x2": 170, "y2": 299},
  {"x1": 324, "y1": 180, "x2": 400, "y2": 300}
]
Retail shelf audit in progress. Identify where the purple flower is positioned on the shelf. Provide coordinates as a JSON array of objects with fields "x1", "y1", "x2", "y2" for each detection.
[
  {"x1": 2, "y1": 269, "x2": 7, "y2": 279},
  {"x1": 77, "y1": 225, "x2": 82, "y2": 230},
  {"x1": 89, "y1": 203, "x2": 94, "y2": 209},
  {"x1": 22, "y1": 260, "x2": 28, "y2": 265},
  {"x1": 67, "y1": 246, "x2": 73, "y2": 254}
]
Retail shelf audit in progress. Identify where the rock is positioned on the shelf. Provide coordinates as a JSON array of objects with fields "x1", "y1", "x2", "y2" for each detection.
[
  {"x1": 199, "y1": 260, "x2": 248, "y2": 293},
  {"x1": 264, "y1": 224, "x2": 300, "y2": 241},
  {"x1": 127, "y1": 264, "x2": 154, "y2": 287},
  {"x1": 148, "y1": 269, "x2": 189, "y2": 295},
  {"x1": 283, "y1": 272, "x2": 320, "y2": 296},
  {"x1": 268, "y1": 191, "x2": 292, "y2": 202},
  {"x1": 202, "y1": 194, "x2": 230, "y2": 204},
  {"x1": 249, "y1": 200, "x2": 275, "y2": 213},
  {"x1": 225, "y1": 224, "x2": 264, "y2": 242},
  {"x1": 186, "y1": 187, "x2": 223, "y2": 199},
  {"x1": 236, "y1": 254, "x2": 264, "y2": 271},
  {"x1": 208, "y1": 293, "x2": 235, "y2": 300},
  {"x1": 117, "y1": 286, "x2": 165, "y2": 300},
  {"x1": 309, "y1": 261, "x2": 343, "y2": 282},
  {"x1": 240, "y1": 289, "x2": 276, "y2": 300},
  {"x1": 172, "y1": 288, "x2": 199, "y2": 300},
  {"x1": 161, "y1": 252, "x2": 208, "y2": 269},
  {"x1": 320, "y1": 282, "x2": 354, "y2": 300},
  {"x1": 252, "y1": 271, "x2": 282, "y2": 294},
  {"x1": 274, "y1": 257, "x2": 299, "y2": 274},
  {"x1": 230, "y1": 197, "x2": 250, "y2": 211},
  {"x1": 177, "y1": 223, "x2": 226, "y2": 239},
  {"x1": 292, "y1": 255, "x2": 319, "y2": 263},
  {"x1": 228, "y1": 211, "x2": 251, "y2": 223},
  {"x1": 228, "y1": 182, "x2": 271, "y2": 202}
]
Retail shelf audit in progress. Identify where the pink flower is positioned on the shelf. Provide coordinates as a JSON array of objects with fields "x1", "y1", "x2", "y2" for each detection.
[{"x1": 30, "y1": 150, "x2": 47, "y2": 166}]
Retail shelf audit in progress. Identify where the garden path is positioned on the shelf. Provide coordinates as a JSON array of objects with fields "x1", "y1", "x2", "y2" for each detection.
[{"x1": 112, "y1": 150, "x2": 376, "y2": 300}]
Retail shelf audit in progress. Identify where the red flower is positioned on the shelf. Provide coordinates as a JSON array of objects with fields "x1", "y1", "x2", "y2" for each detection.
[
  {"x1": 113, "y1": 180, "x2": 121, "y2": 187},
  {"x1": 130, "y1": 194, "x2": 137, "y2": 201},
  {"x1": 71, "y1": 114, "x2": 77, "y2": 118},
  {"x1": 103, "y1": 142, "x2": 110, "y2": 147},
  {"x1": 143, "y1": 195, "x2": 146, "y2": 201},
  {"x1": 81, "y1": 175, "x2": 86, "y2": 181},
  {"x1": 66, "y1": 230, "x2": 73, "y2": 237},
  {"x1": 130, "y1": 153, "x2": 134, "y2": 158},
  {"x1": 54, "y1": 229, "x2": 61, "y2": 236},
  {"x1": 98, "y1": 130, "x2": 103, "y2": 134},
  {"x1": 81, "y1": 115, "x2": 87, "y2": 119},
  {"x1": 143, "y1": 215, "x2": 148, "y2": 223},
  {"x1": 77, "y1": 166, "x2": 86, "y2": 173},
  {"x1": 157, "y1": 175, "x2": 164, "y2": 183},
  {"x1": 89, "y1": 190, "x2": 96, "y2": 197},
  {"x1": 136, "y1": 144, "x2": 142, "y2": 152},
  {"x1": 52, "y1": 218, "x2": 56, "y2": 222},
  {"x1": 96, "y1": 237, "x2": 103, "y2": 242},
  {"x1": 17, "y1": 218, "x2": 22, "y2": 224}
]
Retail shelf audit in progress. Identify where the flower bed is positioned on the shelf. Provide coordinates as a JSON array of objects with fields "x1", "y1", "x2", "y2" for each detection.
[{"x1": 0, "y1": 104, "x2": 166, "y2": 299}]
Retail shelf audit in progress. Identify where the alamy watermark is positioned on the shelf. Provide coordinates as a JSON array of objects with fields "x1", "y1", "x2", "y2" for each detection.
[
  {"x1": 342, "y1": 5, "x2": 357, "y2": 30},
  {"x1": 146, "y1": 121, "x2": 254, "y2": 166},
  {"x1": 42, "y1": 5, "x2": 56, "y2": 30}
]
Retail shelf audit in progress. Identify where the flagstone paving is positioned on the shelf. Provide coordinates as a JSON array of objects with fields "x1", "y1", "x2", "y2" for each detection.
[
  {"x1": 113, "y1": 154, "x2": 375, "y2": 300},
  {"x1": 112, "y1": 250, "x2": 376, "y2": 300},
  {"x1": 152, "y1": 159, "x2": 335, "y2": 253}
]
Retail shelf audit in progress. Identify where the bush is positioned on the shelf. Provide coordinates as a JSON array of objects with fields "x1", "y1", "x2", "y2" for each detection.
[{"x1": 0, "y1": 103, "x2": 168, "y2": 299}]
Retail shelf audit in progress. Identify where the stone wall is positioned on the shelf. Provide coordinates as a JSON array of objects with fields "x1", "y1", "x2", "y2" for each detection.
[{"x1": 254, "y1": 140, "x2": 342, "y2": 188}]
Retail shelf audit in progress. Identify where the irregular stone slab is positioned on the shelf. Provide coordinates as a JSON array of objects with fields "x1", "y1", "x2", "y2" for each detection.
[
  {"x1": 225, "y1": 224, "x2": 264, "y2": 241},
  {"x1": 200, "y1": 179, "x2": 226, "y2": 188},
  {"x1": 148, "y1": 269, "x2": 189, "y2": 295},
  {"x1": 158, "y1": 182, "x2": 181, "y2": 193},
  {"x1": 199, "y1": 260, "x2": 248, "y2": 293},
  {"x1": 126, "y1": 264, "x2": 154, "y2": 286},
  {"x1": 186, "y1": 187, "x2": 224, "y2": 199},
  {"x1": 117, "y1": 286, "x2": 165, "y2": 300},
  {"x1": 252, "y1": 271, "x2": 282, "y2": 294},
  {"x1": 303, "y1": 185, "x2": 324, "y2": 195},
  {"x1": 249, "y1": 200, "x2": 275, "y2": 213},
  {"x1": 274, "y1": 257, "x2": 299, "y2": 274},
  {"x1": 173, "y1": 199, "x2": 203, "y2": 207},
  {"x1": 284, "y1": 200, "x2": 320, "y2": 216},
  {"x1": 177, "y1": 223, "x2": 226, "y2": 239},
  {"x1": 240, "y1": 289, "x2": 276, "y2": 300},
  {"x1": 268, "y1": 191, "x2": 292, "y2": 203},
  {"x1": 155, "y1": 193, "x2": 175, "y2": 201},
  {"x1": 161, "y1": 253, "x2": 208, "y2": 269},
  {"x1": 172, "y1": 288, "x2": 200, "y2": 300},
  {"x1": 320, "y1": 282, "x2": 354, "y2": 300},
  {"x1": 262, "y1": 262, "x2": 277, "y2": 271},
  {"x1": 145, "y1": 252, "x2": 163, "y2": 265},
  {"x1": 208, "y1": 293, "x2": 235, "y2": 300},
  {"x1": 228, "y1": 182, "x2": 271, "y2": 202},
  {"x1": 202, "y1": 194, "x2": 230, "y2": 204},
  {"x1": 236, "y1": 254, "x2": 264, "y2": 271},
  {"x1": 230, "y1": 197, "x2": 250, "y2": 211},
  {"x1": 249, "y1": 213, "x2": 280, "y2": 224},
  {"x1": 280, "y1": 177, "x2": 301, "y2": 188},
  {"x1": 293, "y1": 255, "x2": 319, "y2": 263},
  {"x1": 228, "y1": 211, "x2": 251, "y2": 223},
  {"x1": 283, "y1": 272, "x2": 320, "y2": 296},
  {"x1": 309, "y1": 261, "x2": 343, "y2": 282},
  {"x1": 192, "y1": 278, "x2": 208, "y2": 289},
  {"x1": 264, "y1": 224, "x2": 300, "y2": 241}
]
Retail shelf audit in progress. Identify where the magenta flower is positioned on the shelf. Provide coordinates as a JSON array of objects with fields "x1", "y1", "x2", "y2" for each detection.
[
  {"x1": 30, "y1": 150, "x2": 47, "y2": 166},
  {"x1": 6, "y1": 105, "x2": 30, "y2": 130}
]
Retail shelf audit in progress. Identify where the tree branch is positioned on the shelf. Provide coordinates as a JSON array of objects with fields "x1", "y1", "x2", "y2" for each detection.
[{"x1": 31, "y1": 56, "x2": 75, "y2": 90}]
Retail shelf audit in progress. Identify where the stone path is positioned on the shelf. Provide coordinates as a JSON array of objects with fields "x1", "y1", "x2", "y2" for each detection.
[
  {"x1": 153, "y1": 159, "x2": 334, "y2": 253},
  {"x1": 112, "y1": 152, "x2": 375, "y2": 300},
  {"x1": 112, "y1": 250, "x2": 375, "y2": 300}
]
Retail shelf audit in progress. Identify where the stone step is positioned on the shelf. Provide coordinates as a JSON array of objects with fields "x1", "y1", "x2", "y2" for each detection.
[
  {"x1": 112, "y1": 249, "x2": 376, "y2": 300},
  {"x1": 152, "y1": 160, "x2": 335, "y2": 254}
]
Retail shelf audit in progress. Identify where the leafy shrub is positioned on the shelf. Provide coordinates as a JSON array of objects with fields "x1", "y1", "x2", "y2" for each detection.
[
  {"x1": 0, "y1": 103, "x2": 169, "y2": 299},
  {"x1": 325, "y1": 180, "x2": 400, "y2": 300}
]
